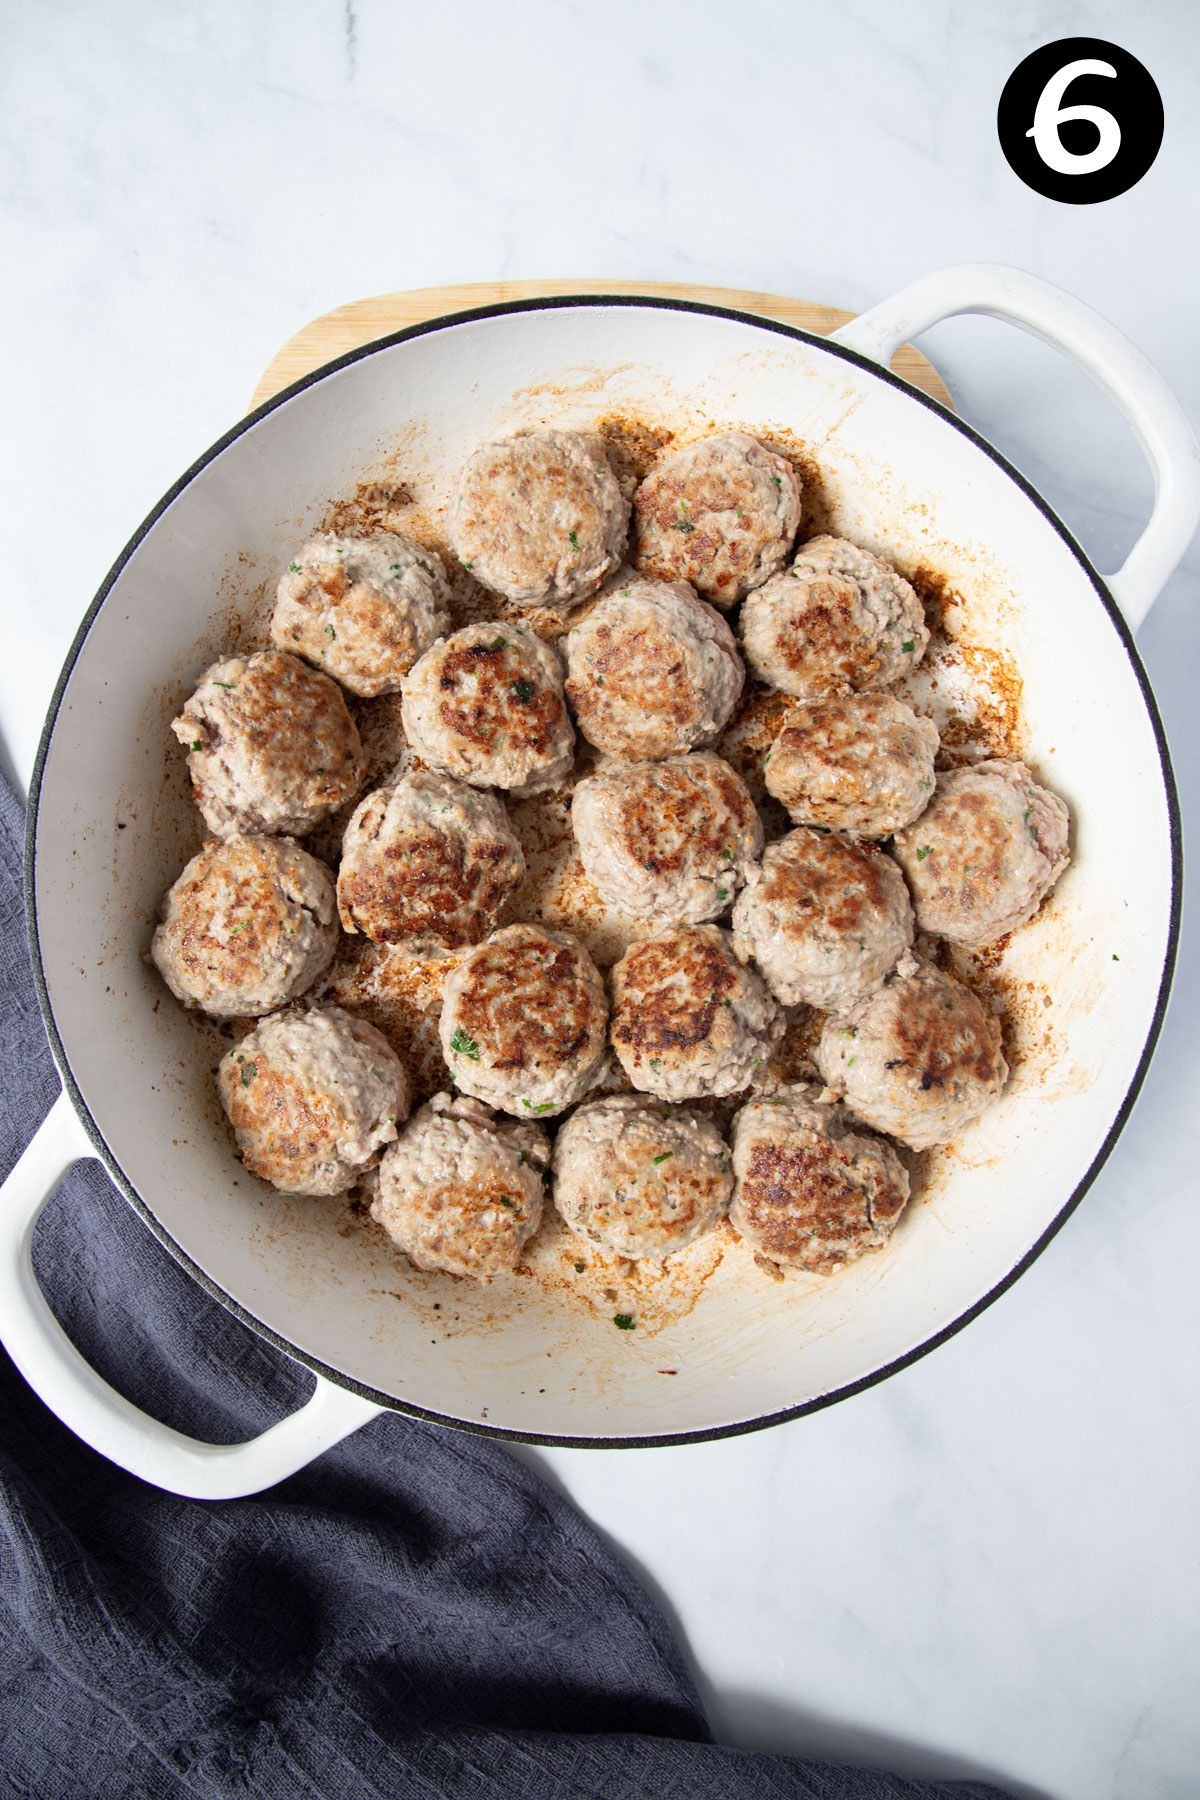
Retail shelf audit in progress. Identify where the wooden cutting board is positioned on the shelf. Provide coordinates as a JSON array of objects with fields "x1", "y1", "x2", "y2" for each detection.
[{"x1": 250, "y1": 280, "x2": 952, "y2": 411}]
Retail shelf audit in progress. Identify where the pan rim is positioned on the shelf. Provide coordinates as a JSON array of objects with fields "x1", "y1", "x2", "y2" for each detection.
[{"x1": 24, "y1": 292, "x2": 1184, "y2": 1449}]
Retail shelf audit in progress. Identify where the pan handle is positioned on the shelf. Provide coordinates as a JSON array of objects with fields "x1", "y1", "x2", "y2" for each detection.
[
  {"x1": 0, "y1": 1093, "x2": 384, "y2": 1499},
  {"x1": 829, "y1": 262, "x2": 1200, "y2": 631}
]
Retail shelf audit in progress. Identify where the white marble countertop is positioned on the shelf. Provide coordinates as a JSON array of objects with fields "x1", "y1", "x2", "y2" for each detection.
[{"x1": 3, "y1": 4, "x2": 1198, "y2": 1796}]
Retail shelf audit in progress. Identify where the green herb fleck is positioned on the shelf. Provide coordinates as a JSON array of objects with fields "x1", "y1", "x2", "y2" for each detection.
[
  {"x1": 461, "y1": 559, "x2": 474, "y2": 571},
  {"x1": 521, "y1": 1098, "x2": 554, "y2": 1114},
  {"x1": 772, "y1": 474, "x2": 782, "y2": 490},
  {"x1": 846, "y1": 1056, "x2": 857, "y2": 1067},
  {"x1": 315, "y1": 765, "x2": 326, "y2": 776},
  {"x1": 228, "y1": 920, "x2": 248, "y2": 937},
  {"x1": 449, "y1": 1026, "x2": 480, "y2": 1060},
  {"x1": 240, "y1": 1060, "x2": 257, "y2": 1087},
  {"x1": 190, "y1": 740, "x2": 203, "y2": 752},
  {"x1": 901, "y1": 639, "x2": 915, "y2": 653},
  {"x1": 649, "y1": 1057, "x2": 662, "y2": 1070},
  {"x1": 490, "y1": 635, "x2": 508, "y2": 650},
  {"x1": 915, "y1": 846, "x2": 931, "y2": 861},
  {"x1": 621, "y1": 586, "x2": 631, "y2": 596},
  {"x1": 288, "y1": 561, "x2": 302, "y2": 573},
  {"x1": 568, "y1": 531, "x2": 580, "y2": 549},
  {"x1": 1112, "y1": 953, "x2": 1120, "y2": 962},
  {"x1": 716, "y1": 887, "x2": 728, "y2": 903},
  {"x1": 721, "y1": 848, "x2": 735, "y2": 863},
  {"x1": 512, "y1": 680, "x2": 533, "y2": 702},
  {"x1": 496, "y1": 1195, "x2": 519, "y2": 1212},
  {"x1": 652, "y1": 1151, "x2": 674, "y2": 1165},
  {"x1": 676, "y1": 519, "x2": 695, "y2": 534},
  {"x1": 613, "y1": 1313, "x2": 637, "y2": 1331},
  {"x1": 595, "y1": 674, "x2": 605, "y2": 686},
  {"x1": 325, "y1": 623, "x2": 337, "y2": 640},
  {"x1": 212, "y1": 679, "x2": 235, "y2": 690}
]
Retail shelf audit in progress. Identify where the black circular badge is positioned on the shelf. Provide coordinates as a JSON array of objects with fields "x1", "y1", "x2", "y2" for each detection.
[{"x1": 997, "y1": 38, "x2": 1163, "y2": 203}]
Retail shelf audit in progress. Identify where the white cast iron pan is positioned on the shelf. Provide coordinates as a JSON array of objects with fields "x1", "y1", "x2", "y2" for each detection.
[{"x1": 3, "y1": 265, "x2": 1197, "y2": 1498}]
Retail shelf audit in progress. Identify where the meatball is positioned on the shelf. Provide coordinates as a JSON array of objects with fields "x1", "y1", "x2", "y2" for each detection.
[
  {"x1": 563, "y1": 576, "x2": 743, "y2": 759},
  {"x1": 892, "y1": 759, "x2": 1071, "y2": 948},
  {"x1": 740, "y1": 535, "x2": 929, "y2": 699},
  {"x1": 815, "y1": 953, "x2": 1007, "y2": 1151},
  {"x1": 173, "y1": 650, "x2": 364, "y2": 838},
  {"x1": 571, "y1": 752, "x2": 762, "y2": 925},
  {"x1": 448, "y1": 430, "x2": 628, "y2": 608},
  {"x1": 337, "y1": 771, "x2": 524, "y2": 953},
  {"x1": 610, "y1": 925, "x2": 783, "y2": 1101},
  {"x1": 270, "y1": 532, "x2": 451, "y2": 697},
  {"x1": 765, "y1": 693, "x2": 939, "y2": 838},
  {"x1": 151, "y1": 835, "x2": 337, "y2": 1018},
  {"x1": 217, "y1": 1004, "x2": 408, "y2": 1195},
  {"x1": 373, "y1": 1092, "x2": 548, "y2": 1281},
  {"x1": 401, "y1": 622, "x2": 575, "y2": 797},
  {"x1": 732, "y1": 828, "x2": 912, "y2": 1011},
  {"x1": 552, "y1": 1094, "x2": 732, "y2": 1261},
  {"x1": 439, "y1": 923, "x2": 608, "y2": 1118},
  {"x1": 632, "y1": 431, "x2": 801, "y2": 607},
  {"x1": 730, "y1": 1086, "x2": 910, "y2": 1274}
]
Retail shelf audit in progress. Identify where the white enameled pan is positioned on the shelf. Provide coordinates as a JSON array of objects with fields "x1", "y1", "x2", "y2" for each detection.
[{"x1": 3, "y1": 265, "x2": 1196, "y2": 1497}]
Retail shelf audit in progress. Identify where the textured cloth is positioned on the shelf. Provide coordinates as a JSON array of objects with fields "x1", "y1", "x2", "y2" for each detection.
[{"x1": 0, "y1": 774, "x2": 1009, "y2": 1800}]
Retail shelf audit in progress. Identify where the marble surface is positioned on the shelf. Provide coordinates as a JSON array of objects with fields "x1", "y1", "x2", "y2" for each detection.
[{"x1": 3, "y1": 3, "x2": 1199, "y2": 1795}]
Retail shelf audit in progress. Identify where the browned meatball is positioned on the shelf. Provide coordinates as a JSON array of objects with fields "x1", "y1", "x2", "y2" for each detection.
[
  {"x1": 373, "y1": 1093, "x2": 549, "y2": 1281},
  {"x1": 732, "y1": 828, "x2": 913, "y2": 1010},
  {"x1": 401, "y1": 623, "x2": 575, "y2": 797},
  {"x1": 815, "y1": 953, "x2": 1008, "y2": 1150},
  {"x1": 337, "y1": 771, "x2": 524, "y2": 953},
  {"x1": 270, "y1": 532, "x2": 451, "y2": 697},
  {"x1": 217, "y1": 1005, "x2": 408, "y2": 1195},
  {"x1": 172, "y1": 650, "x2": 364, "y2": 837},
  {"x1": 151, "y1": 835, "x2": 338, "y2": 1017},
  {"x1": 448, "y1": 430, "x2": 629, "y2": 608},
  {"x1": 571, "y1": 752, "x2": 762, "y2": 925},
  {"x1": 731, "y1": 1085, "x2": 910, "y2": 1273},
  {"x1": 552, "y1": 1094, "x2": 733, "y2": 1260},
  {"x1": 610, "y1": 924, "x2": 783, "y2": 1101},
  {"x1": 765, "y1": 693, "x2": 939, "y2": 838},
  {"x1": 740, "y1": 536, "x2": 928, "y2": 699},
  {"x1": 563, "y1": 576, "x2": 744, "y2": 760},
  {"x1": 892, "y1": 760, "x2": 1071, "y2": 948},
  {"x1": 633, "y1": 432, "x2": 802, "y2": 606},
  {"x1": 439, "y1": 923, "x2": 609, "y2": 1117}
]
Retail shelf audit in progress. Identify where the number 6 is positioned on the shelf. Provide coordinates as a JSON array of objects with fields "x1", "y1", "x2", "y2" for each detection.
[{"x1": 1026, "y1": 58, "x2": 1121, "y2": 176}]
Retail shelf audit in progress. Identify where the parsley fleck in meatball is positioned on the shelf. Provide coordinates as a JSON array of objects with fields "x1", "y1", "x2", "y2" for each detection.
[
  {"x1": 564, "y1": 576, "x2": 744, "y2": 759},
  {"x1": 373, "y1": 1092, "x2": 548, "y2": 1281},
  {"x1": 892, "y1": 759, "x2": 1071, "y2": 948},
  {"x1": 732, "y1": 828, "x2": 912, "y2": 1011},
  {"x1": 610, "y1": 924, "x2": 783, "y2": 1101},
  {"x1": 815, "y1": 953, "x2": 1007, "y2": 1151},
  {"x1": 439, "y1": 923, "x2": 608, "y2": 1118},
  {"x1": 401, "y1": 622, "x2": 575, "y2": 797},
  {"x1": 271, "y1": 532, "x2": 451, "y2": 697},
  {"x1": 152, "y1": 835, "x2": 338, "y2": 1017},
  {"x1": 571, "y1": 752, "x2": 762, "y2": 925},
  {"x1": 173, "y1": 650, "x2": 364, "y2": 838},
  {"x1": 337, "y1": 771, "x2": 524, "y2": 953},
  {"x1": 765, "y1": 693, "x2": 939, "y2": 838},
  {"x1": 633, "y1": 431, "x2": 801, "y2": 607},
  {"x1": 740, "y1": 535, "x2": 928, "y2": 698},
  {"x1": 449, "y1": 430, "x2": 629, "y2": 608},
  {"x1": 552, "y1": 1094, "x2": 732, "y2": 1261},
  {"x1": 218, "y1": 1005, "x2": 408, "y2": 1195},
  {"x1": 731, "y1": 1085, "x2": 910, "y2": 1274}
]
